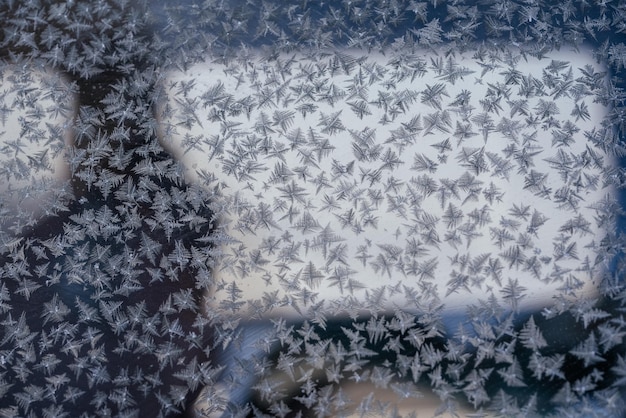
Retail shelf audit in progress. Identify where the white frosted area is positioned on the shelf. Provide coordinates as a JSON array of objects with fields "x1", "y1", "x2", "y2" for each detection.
[
  {"x1": 162, "y1": 47, "x2": 614, "y2": 319},
  {"x1": 0, "y1": 65, "x2": 72, "y2": 220}
]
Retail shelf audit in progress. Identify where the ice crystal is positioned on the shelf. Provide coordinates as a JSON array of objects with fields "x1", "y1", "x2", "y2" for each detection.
[{"x1": 0, "y1": 0, "x2": 625, "y2": 417}]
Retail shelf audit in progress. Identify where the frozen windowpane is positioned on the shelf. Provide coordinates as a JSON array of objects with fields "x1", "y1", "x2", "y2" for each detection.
[
  {"x1": 0, "y1": 1, "x2": 625, "y2": 417},
  {"x1": 0, "y1": 65, "x2": 73, "y2": 230},
  {"x1": 165, "y1": 47, "x2": 614, "y2": 319}
]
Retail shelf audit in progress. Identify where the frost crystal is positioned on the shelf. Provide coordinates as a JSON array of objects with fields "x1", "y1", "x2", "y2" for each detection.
[{"x1": 0, "y1": 0, "x2": 625, "y2": 417}]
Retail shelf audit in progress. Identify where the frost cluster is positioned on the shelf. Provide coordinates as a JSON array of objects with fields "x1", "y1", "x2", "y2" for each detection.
[{"x1": 0, "y1": 1, "x2": 625, "y2": 417}]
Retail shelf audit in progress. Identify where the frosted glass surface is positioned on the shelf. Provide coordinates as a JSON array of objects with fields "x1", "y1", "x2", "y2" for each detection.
[
  {"x1": 164, "y1": 47, "x2": 614, "y2": 320},
  {"x1": 0, "y1": 1, "x2": 625, "y2": 417}
]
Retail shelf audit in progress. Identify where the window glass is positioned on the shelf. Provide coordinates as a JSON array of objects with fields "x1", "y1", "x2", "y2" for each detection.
[
  {"x1": 0, "y1": 1, "x2": 625, "y2": 417},
  {"x1": 0, "y1": 65, "x2": 73, "y2": 228},
  {"x1": 165, "y1": 47, "x2": 613, "y2": 318}
]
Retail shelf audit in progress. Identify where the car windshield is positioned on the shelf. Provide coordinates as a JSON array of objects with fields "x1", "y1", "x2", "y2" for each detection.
[{"x1": 0, "y1": 1, "x2": 625, "y2": 417}]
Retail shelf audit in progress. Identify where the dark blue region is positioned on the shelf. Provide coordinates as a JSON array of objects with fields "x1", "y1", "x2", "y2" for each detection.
[{"x1": 0, "y1": 144, "x2": 216, "y2": 416}]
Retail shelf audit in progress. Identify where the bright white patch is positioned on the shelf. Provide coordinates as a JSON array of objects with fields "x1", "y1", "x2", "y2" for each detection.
[
  {"x1": 0, "y1": 65, "x2": 73, "y2": 222},
  {"x1": 163, "y1": 47, "x2": 615, "y2": 319}
]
